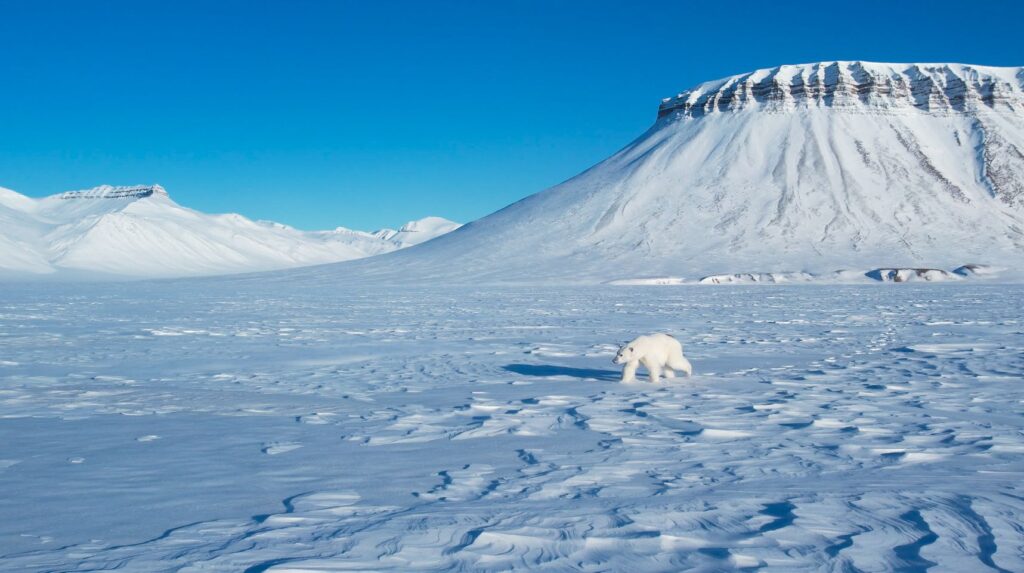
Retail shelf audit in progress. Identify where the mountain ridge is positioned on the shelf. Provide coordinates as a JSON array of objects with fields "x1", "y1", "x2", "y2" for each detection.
[{"x1": 657, "y1": 61, "x2": 1024, "y2": 119}]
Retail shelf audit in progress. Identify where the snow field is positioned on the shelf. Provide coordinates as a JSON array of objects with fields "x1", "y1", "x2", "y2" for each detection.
[{"x1": 0, "y1": 283, "x2": 1021, "y2": 571}]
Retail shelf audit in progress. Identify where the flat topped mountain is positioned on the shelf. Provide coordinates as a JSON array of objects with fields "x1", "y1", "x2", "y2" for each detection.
[
  {"x1": 305, "y1": 61, "x2": 1024, "y2": 285},
  {"x1": 658, "y1": 61, "x2": 1024, "y2": 118}
]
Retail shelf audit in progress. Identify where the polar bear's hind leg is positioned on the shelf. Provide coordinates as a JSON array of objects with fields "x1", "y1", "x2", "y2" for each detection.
[{"x1": 669, "y1": 355, "x2": 693, "y2": 377}]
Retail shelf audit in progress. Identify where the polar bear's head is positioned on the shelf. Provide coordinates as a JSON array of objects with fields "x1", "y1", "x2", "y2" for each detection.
[{"x1": 613, "y1": 343, "x2": 636, "y2": 364}]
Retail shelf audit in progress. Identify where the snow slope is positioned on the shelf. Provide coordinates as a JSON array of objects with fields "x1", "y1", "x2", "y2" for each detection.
[
  {"x1": 1, "y1": 281, "x2": 1021, "y2": 571},
  {"x1": 0, "y1": 185, "x2": 458, "y2": 278},
  {"x1": 320, "y1": 61, "x2": 1024, "y2": 284}
]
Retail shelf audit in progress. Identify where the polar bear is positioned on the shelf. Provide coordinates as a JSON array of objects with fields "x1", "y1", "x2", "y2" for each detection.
[{"x1": 613, "y1": 333, "x2": 692, "y2": 383}]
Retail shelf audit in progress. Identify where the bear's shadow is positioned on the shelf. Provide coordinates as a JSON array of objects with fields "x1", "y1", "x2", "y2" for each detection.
[{"x1": 503, "y1": 363, "x2": 621, "y2": 382}]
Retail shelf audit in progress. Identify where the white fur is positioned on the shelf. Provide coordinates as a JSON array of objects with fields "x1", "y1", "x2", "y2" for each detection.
[{"x1": 613, "y1": 333, "x2": 692, "y2": 383}]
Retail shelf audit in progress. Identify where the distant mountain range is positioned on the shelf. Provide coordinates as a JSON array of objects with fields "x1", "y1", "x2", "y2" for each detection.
[
  {"x1": 5, "y1": 61, "x2": 1023, "y2": 284},
  {"x1": 0, "y1": 184, "x2": 459, "y2": 278}
]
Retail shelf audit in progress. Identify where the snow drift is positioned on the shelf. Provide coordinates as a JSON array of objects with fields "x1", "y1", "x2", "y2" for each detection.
[
  {"x1": 314, "y1": 61, "x2": 1024, "y2": 284},
  {"x1": 0, "y1": 184, "x2": 459, "y2": 278}
]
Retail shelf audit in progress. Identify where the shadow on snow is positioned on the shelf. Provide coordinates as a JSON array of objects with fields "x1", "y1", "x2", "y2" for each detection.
[{"x1": 503, "y1": 363, "x2": 621, "y2": 382}]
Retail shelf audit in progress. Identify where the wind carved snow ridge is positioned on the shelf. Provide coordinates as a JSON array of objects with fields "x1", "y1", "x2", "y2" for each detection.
[{"x1": 658, "y1": 62, "x2": 1024, "y2": 119}]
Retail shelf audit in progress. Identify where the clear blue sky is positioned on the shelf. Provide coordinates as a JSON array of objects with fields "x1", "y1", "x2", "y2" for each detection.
[{"x1": 2, "y1": 0, "x2": 1022, "y2": 230}]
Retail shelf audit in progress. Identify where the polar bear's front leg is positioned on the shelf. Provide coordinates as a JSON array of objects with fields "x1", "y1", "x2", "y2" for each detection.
[{"x1": 621, "y1": 361, "x2": 639, "y2": 383}]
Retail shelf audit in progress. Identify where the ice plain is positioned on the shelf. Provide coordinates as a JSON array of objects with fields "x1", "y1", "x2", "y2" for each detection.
[{"x1": 1, "y1": 280, "x2": 1022, "y2": 572}]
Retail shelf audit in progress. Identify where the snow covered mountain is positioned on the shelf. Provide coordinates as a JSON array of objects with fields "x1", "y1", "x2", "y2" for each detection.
[
  {"x1": 0, "y1": 184, "x2": 459, "y2": 278},
  {"x1": 317, "y1": 61, "x2": 1024, "y2": 284},
  {"x1": 370, "y1": 216, "x2": 464, "y2": 248}
]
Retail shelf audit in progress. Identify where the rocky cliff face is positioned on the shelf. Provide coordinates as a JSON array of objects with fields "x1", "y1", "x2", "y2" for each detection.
[
  {"x1": 56, "y1": 185, "x2": 169, "y2": 200},
  {"x1": 657, "y1": 62, "x2": 1024, "y2": 118},
  {"x1": 656, "y1": 63, "x2": 1024, "y2": 210}
]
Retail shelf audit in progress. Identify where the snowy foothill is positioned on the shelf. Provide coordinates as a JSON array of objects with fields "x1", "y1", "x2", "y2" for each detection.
[
  {"x1": 0, "y1": 280, "x2": 1022, "y2": 571},
  {"x1": 0, "y1": 184, "x2": 460, "y2": 279}
]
